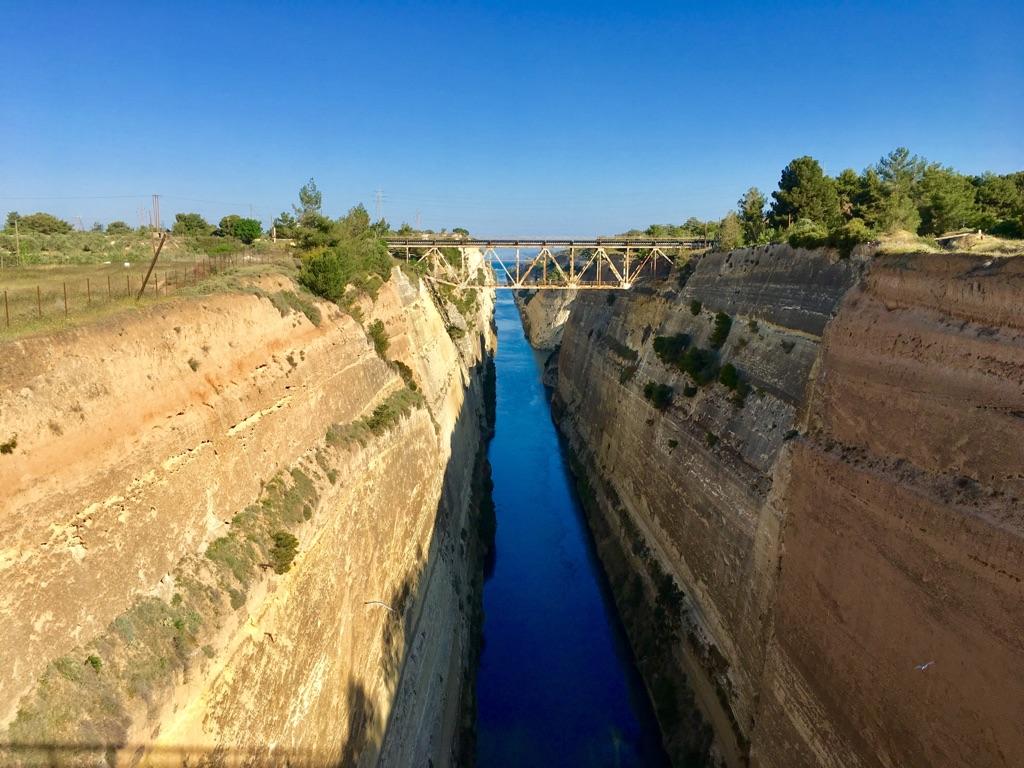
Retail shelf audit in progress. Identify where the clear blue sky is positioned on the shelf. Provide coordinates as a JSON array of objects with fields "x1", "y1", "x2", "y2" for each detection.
[{"x1": 1, "y1": 0, "x2": 1021, "y2": 236}]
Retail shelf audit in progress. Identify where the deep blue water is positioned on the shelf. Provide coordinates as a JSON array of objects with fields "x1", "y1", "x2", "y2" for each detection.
[{"x1": 475, "y1": 293, "x2": 668, "y2": 767}]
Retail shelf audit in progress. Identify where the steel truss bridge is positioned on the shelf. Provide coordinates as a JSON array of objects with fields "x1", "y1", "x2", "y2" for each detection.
[{"x1": 384, "y1": 238, "x2": 709, "y2": 290}]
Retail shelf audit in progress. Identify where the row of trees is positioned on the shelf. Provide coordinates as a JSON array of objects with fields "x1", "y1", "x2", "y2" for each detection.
[
  {"x1": 171, "y1": 213, "x2": 262, "y2": 243},
  {"x1": 2, "y1": 211, "x2": 121, "y2": 235},
  {"x1": 716, "y1": 148, "x2": 1024, "y2": 251},
  {"x1": 632, "y1": 149, "x2": 1023, "y2": 253},
  {"x1": 3, "y1": 210, "x2": 264, "y2": 244}
]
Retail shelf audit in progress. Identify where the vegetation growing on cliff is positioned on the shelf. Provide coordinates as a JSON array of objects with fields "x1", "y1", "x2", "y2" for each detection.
[
  {"x1": 368, "y1": 319, "x2": 389, "y2": 357},
  {"x1": 603, "y1": 336, "x2": 640, "y2": 363},
  {"x1": 719, "y1": 363, "x2": 751, "y2": 407},
  {"x1": 270, "y1": 531, "x2": 300, "y2": 574},
  {"x1": 264, "y1": 288, "x2": 322, "y2": 326},
  {"x1": 4, "y1": 461, "x2": 324, "y2": 761},
  {"x1": 653, "y1": 333, "x2": 691, "y2": 365},
  {"x1": 708, "y1": 312, "x2": 732, "y2": 349},
  {"x1": 643, "y1": 381, "x2": 673, "y2": 410},
  {"x1": 326, "y1": 387, "x2": 426, "y2": 448}
]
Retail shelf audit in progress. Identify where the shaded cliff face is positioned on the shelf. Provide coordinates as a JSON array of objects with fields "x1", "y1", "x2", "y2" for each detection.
[
  {"x1": 546, "y1": 245, "x2": 1024, "y2": 767},
  {"x1": 0, "y1": 266, "x2": 495, "y2": 766}
]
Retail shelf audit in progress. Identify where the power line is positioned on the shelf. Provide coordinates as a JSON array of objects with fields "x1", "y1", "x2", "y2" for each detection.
[{"x1": 0, "y1": 194, "x2": 145, "y2": 200}]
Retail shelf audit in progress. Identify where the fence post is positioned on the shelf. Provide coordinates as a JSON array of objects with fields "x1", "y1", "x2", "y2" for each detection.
[
  {"x1": 37, "y1": 285, "x2": 42, "y2": 318},
  {"x1": 4, "y1": 289, "x2": 8, "y2": 328},
  {"x1": 107, "y1": 274, "x2": 111, "y2": 299},
  {"x1": 63, "y1": 282, "x2": 68, "y2": 317},
  {"x1": 127, "y1": 274, "x2": 130, "y2": 296}
]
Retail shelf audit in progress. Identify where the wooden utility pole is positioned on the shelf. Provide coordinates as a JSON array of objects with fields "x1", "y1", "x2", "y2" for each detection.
[
  {"x1": 14, "y1": 218, "x2": 21, "y2": 265},
  {"x1": 137, "y1": 233, "x2": 167, "y2": 299}
]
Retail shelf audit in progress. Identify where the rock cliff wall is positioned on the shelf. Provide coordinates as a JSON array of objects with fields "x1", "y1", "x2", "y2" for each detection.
[
  {"x1": 0, "y1": 265, "x2": 495, "y2": 767},
  {"x1": 514, "y1": 289, "x2": 577, "y2": 350},
  {"x1": 544, "y1": 245, "x2": 1024, "y2": 767}
]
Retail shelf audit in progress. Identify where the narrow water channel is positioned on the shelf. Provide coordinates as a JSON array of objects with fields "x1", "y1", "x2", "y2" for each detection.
[{"x1": 475, "y1": 292, "x2": 669, "y2": 766}]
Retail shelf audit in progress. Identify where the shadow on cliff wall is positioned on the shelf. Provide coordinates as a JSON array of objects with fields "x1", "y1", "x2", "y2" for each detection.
[{"x1": 364, "y1": 338, "x2": 496, "y2": 765}]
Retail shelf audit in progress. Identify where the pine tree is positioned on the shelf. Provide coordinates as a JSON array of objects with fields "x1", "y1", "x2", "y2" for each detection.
[
  {"x1": 294, "y1": 178, "x2": 323, "y2": 223},
  {"x1": 769, "y1": 156, "x2": 842, "y2": 229},
  {"x1": 868, "y1": 147, "x2": 925, "y2": 233},
  {"x1": 737, "y1": 187, "x2": 767, "y2": 243},
  {"x1": 718, "y1": 211, "x2": 744, "y2": 250},
  {"x1": 918, "y1": 166, "x2": 976, "y2": 235}
]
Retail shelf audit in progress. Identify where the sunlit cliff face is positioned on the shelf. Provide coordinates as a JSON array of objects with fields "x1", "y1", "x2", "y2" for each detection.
[{"x1": 0, "y1": 266, "x2": 497, "y2": 767}]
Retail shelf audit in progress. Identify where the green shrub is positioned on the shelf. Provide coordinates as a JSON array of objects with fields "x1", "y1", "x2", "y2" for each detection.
[
  {"x1": 719, "y1": 363, "x2": 739, "y2": 389},
  {"x1": 679, "y1": 347, "x2": 719, "y2": 386},
  {"x1": 269, "y1": 531, "x2": 299, "y2": 574},
  {"x1": 298, "y1": 249, "x2": 347, "y2": 301},
  {"x1": 604, "y1": 336, "x2": 639, "y2": 362},
  {"x1": 0, "y1": 434, "x2": 16, "y2": 454},
  {"x1": 653, "y1": 333, "x2": 691, "y2": 365},
  {"x1": 827, "y1": 217, "x2": 873, "y2": 257},
  {"x1": 683, "y1": 384, "x2": 698, "y2": 397},
  {"x1": 85, "y1": 655, "x2": 102, "y2": 673},
  {"x1": 705, "y1": 431, "x2": 719, "y2": 448},
  {"x1": 269, "y1": 290, "x2": 322, "y2": 325},
  {"x1": 172, "y1": 212, "x2": 212, "y2": 236},
  {"x1": 368, "y1": 319, "x2": 389, "y2": 357},
  {"x1": 787, "y1": 218, "x2": 829, "y2": 249},
  {"x1": 393, "y1": 360, "x2": 418, "y2": 390},
  {"x1": 709, "y1": 312, "x2": 732, "y2": 349},
  {"x1": 643, "y1": 381, "x2": 673, "y2": 410},
  {"x1": 689, "y1": 299, "x2": 702, "y2": 316},
  {"x1": 206, "y1": 535, "x2": 257, "y2": 586},
  {"x1": 20, "y1": 212, "x2": 72, "y2": 234},
  {"x1": 326, "y1": 387, "x2": 426, "y2": 448},
  {"x1": 232, "y1": 218, "x2": 262, "y2": 244},
  {"x1": 719, "y1": 363, "x2": 751, "y2": 407}
]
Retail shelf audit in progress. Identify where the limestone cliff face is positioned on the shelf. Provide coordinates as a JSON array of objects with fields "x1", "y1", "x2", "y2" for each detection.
[
  {"x1": 514, "y1": 289, "x2": 577, "y2": 349},
  {"x1": 0, "y1": 266, "x2": 495, "y2": 767},
  {"x1": 546, "y1": 245, "x2": 1024, "y2": 767}
]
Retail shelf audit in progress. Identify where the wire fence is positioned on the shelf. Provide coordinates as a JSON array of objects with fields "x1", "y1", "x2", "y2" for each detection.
[{"x1": 1, "y1": 252, "x2": 292, "y2": 333}]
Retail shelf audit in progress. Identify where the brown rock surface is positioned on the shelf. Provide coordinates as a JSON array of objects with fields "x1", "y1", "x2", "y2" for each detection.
[{"x1": 549, "y1": 247, "x2": 1023, "y2": 767}]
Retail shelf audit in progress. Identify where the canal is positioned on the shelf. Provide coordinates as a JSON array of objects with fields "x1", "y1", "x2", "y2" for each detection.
[{"x1": 475, "y1": 292, "x2": 669, "y2": 766}]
